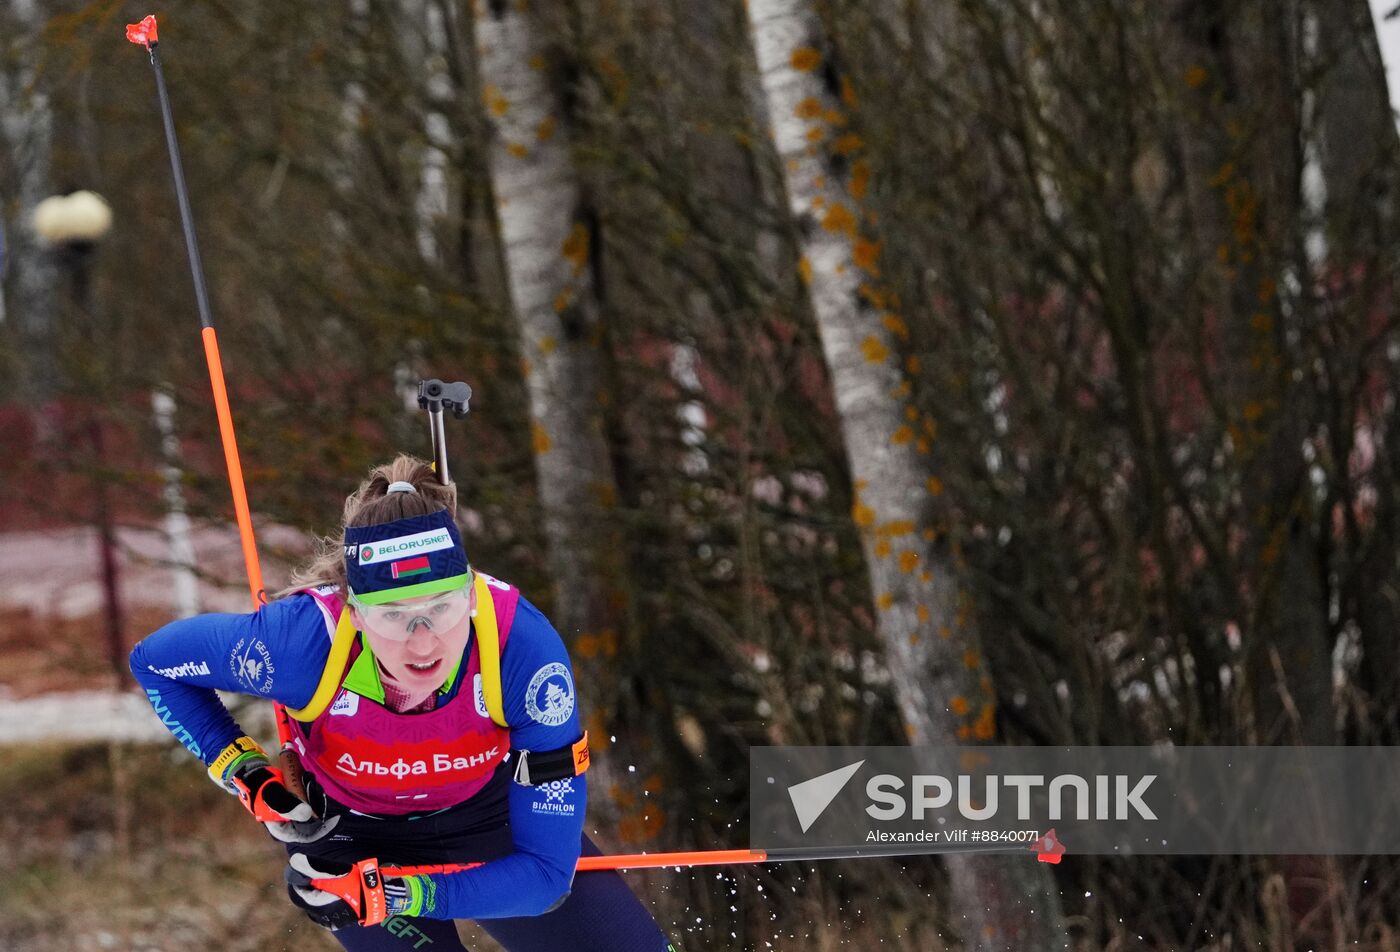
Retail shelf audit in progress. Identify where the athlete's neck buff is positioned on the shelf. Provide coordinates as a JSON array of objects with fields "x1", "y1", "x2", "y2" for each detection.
[{"x1": 344, "y1": 509, "x2": 470, "y2": 606}]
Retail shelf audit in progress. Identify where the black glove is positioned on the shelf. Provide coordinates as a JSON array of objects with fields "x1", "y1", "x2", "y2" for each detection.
[
  {"x1": 285, "y1": 854, "x2": 428, "y2": 929},
  {"x1": 209, "y1": 736, "x2": 339, "y2": 844}
]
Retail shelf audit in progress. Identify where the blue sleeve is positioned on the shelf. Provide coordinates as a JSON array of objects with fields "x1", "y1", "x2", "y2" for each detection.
[
  {"x1": 128, "y1": 595, "x2": 331, "y2": 766},
  {"x1": 425, "y1": 595, "x2": 586, "y2": 919}
]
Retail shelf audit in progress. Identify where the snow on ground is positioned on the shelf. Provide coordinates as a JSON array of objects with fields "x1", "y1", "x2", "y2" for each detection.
[
  {"x1": 0, "y1": 521, "x2": 300, "y2": 744},
  {"x1": 0, "y1": 687, "x2": 276, "y2": 746},
  {"x1": 0, "y1": 522, "x2": 309, "y2": 621},
  {"x1": 0, "y1": 689, "x2": 169, "y2": 744}
]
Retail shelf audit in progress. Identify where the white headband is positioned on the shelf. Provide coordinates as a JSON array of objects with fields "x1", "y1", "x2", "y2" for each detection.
[{"x1": 386, "y1": 481, "x2": 417, "y2": 494}]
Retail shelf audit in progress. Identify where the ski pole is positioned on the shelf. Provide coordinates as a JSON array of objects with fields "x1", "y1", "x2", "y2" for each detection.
[
  {"x1": 125, "y1": 14, "x2": 303, "y2": 793},
  {"x1": 374, "y1": 834, "x2": 1064, "y2": 877},
  {"x1": 303, "y1": 842, "x2": 1039, "y2": 931},
  {"x1": 303, "y1": 839, "x2": 1048, "y2": 932}
]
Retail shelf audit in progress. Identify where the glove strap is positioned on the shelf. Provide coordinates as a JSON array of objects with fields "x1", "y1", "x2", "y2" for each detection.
[
  {"x1": 386, "y1": 875, "x2": 429, "y2": 918},
  {"x1": 208, "y1": 735, "x2": 269, "y2": 788},
  {"x1": 312, "y1": 858, "x2": 388, "y2": 926},
  {"x1": 230, "y1": 765, "x2": 298, "y2": 823}
]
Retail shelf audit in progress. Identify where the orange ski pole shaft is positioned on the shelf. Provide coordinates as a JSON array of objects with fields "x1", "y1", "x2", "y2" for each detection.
[
  {"x1": 564, "y1": 843, "x2": 1024, "y2": 869},
  {"x1": 381, "y1": 840, "x2": 1035, "y2": 878},
  {"x1": 574, "y1": 849, "x2": 768, "y2": 871},
  {"x1": 201, "y1": 327, "x2": 264, "y2": 607},
  {"x1": 380, "y1": 851, "x2": 767, "y2": 878}
]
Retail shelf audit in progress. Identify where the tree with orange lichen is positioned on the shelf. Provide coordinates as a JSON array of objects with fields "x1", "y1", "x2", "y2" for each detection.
[{"x1": 744, "y1": 0, "x2": 1067, "y2": 948}]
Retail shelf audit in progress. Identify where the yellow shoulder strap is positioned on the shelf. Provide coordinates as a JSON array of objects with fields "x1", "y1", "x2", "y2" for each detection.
[
  {"x1": 473, "y1": 573, "x2": 508, "y2": 728},
  {"x1": 285, "y1": 605, "x2": 358, "y2": 722}
]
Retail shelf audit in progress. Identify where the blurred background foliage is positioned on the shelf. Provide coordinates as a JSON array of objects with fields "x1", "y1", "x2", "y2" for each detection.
[{"x1": 2, "y1": 0, "x2": 1399, "y2": 949}]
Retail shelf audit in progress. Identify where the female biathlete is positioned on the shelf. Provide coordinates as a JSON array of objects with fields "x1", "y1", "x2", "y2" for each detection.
[{"x1": 131, "y1": 456, "x2": 675, "y2": 951}]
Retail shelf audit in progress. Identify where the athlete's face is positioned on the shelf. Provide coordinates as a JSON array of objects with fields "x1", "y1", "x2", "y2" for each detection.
[{"x1": 352, "y1": 585, "x2": 476, "y2": 690}]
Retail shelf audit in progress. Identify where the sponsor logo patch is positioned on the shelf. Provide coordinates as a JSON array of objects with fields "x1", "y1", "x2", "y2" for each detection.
[
  {"x1": 531, "y1": 778, "x2": 577, "y2": 817},
  {"x1": 473, "y1": 673, "x2": 489, "y2": 719},
  {"x1": 334, "y1": 747, "x2": 500, "y2": 779},
  {"x1": 525, "y1": 663, "x2": 575, "y2": 727},
  {"x1": 147, "y1": 660, "x2": 211, "y2": 679},
  {"x1": 145, "y1": 688, "x2": 203, "y2": 759},
  {"x1": 229, "y1": 638, "x2": 275, "y2": 694},
  {"x1": 357, "y1": 529, "x2": 454, "y2": 565},
  {"x1": 329, "y1": 690, "x2": 360, "y2": 717}
]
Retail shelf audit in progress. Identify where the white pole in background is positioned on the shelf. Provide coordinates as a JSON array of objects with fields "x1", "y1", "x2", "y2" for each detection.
[
  {"x1": 1371, "y1": 0, "x2": 1400, "y2": 128},
  {"x1": 152, "y1": 388, "x2": 200, "y2": 618}
]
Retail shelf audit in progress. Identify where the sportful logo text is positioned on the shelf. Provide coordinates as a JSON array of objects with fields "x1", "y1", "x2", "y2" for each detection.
[
  {"x1": 147, "y1": 660, "x2": 211, "y2": 679},
  {"x1": 357, "y1": 529, "x2": 455, "y2": 565}
]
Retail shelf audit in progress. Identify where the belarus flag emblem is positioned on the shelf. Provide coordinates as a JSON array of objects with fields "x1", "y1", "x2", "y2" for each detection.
[{"x1": 390, "y1": 555, "x2": 431, "y2": 579}]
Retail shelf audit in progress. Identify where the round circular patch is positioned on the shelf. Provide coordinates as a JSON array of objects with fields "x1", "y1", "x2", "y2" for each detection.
[{"x1": 525, "y1": 662, "x2": 576, "y2": 727}]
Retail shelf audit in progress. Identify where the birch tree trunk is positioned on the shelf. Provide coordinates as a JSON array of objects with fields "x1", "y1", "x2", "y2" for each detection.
[
  {"x1": 1313, "y1": 0, "x2": 1400, "y2": 740},
  {"x1": 0, "y1": 0, "x2": 57, "y2": 398},
  {"x1": 1163, "y1": 0, "x2": 1334, "y2": 746},
  {"x1": 1315, "y1": 0, "x2": 1399, "y2": 231},
  {"x1": 745, "y1": 2, "x2": 1066, "y2": 948},
  {"x1": 471, "y1": 0, "x2": 628, "y2": 773},
  {"x1": 401, "y1": 0, "x2": 453, "y2": 266}
]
